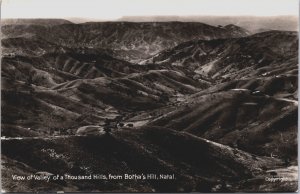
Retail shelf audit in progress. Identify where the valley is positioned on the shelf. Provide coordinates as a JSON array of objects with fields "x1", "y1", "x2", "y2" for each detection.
[{"x1": 1, "y1": 19, "x2": 298, "y2": 192}]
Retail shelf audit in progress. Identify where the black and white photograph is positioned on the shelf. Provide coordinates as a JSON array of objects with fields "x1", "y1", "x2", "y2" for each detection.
[{"x1": 0, "y1": 0, "x2": 299, "y2": 192}]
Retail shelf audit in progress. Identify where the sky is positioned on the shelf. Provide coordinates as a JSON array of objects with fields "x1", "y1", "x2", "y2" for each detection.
[{"x1": 1, "y1": 0, "x2": 299, "y2": 21}]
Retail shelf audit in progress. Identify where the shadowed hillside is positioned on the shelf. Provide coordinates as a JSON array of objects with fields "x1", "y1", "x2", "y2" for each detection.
[{"x1": 2, "y1": 127, "x2": 287, "y2": 192}]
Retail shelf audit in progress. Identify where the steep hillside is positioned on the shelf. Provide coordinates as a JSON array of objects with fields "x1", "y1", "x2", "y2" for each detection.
[
  {"x1": 149, "y1": 89, "x2": 297, "y2": 160},
  {"x1": 143, "y1": 31, "x2": 298, "y2": 80},
  {"x1": 1, "y1": 48, "x2": 153, "y2": 87}
]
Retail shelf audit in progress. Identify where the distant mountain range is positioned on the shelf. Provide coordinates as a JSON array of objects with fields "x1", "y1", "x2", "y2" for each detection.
[
  {"x1": 1, "y1": 18, "x2": 73, "y2": 26},
  {"x1": 117, "y1": 15, "x2": 299, "y2": 33},
  {"x1": 2, "y1": 19, "x2": 249, "y2": 62}
]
